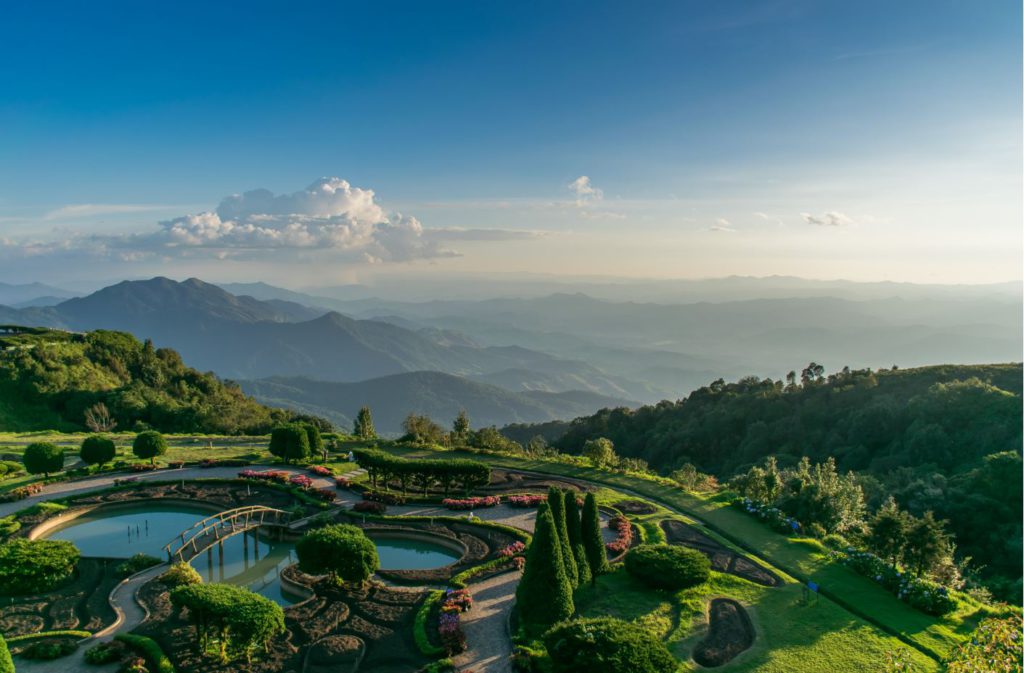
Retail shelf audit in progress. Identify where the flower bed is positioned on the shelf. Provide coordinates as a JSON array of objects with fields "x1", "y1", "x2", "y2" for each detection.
[
  {"x1": 734, "y1": 497, "x2": 801, "y2": 535},
  {"x1": 308, "y1": 465, "x2": 333, "y2": 477},
  {"x1": 605, "y1": 514, "x2": 633, "y2": 556},
  {"x1": 353, "y1": 500, "x2": 387, "y2": 514},
  {"x1": 289, "y1": 474, "x2": 314, "y2": 489},
  {"x1": 0, "y1": 482, "x2": 44, "y2": 503},
  {"x1": 437, "y1": 589, "x2": 472, "y2": 654},
  {"x1": 129, "y1": 463, "x2": 158, "y2": 472},
  {"x1": 506, "y1": 494, "x2": 545, "y2": 508},
  {"x1": 831, "y1": 549, "x2": 956, "y2": 616},
  {"x1": 441, "y1": 495, "x2": 501, "y2": 510},
  {"x1": 335, "y1": 476, "x2": 351, "y2": 489},
  {"x1": 238, "y1": 469, "x2": 290, "y2": 484}
]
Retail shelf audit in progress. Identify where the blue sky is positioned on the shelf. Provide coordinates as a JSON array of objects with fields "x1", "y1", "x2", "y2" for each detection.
[{"x1": 0, "y1": 0, "x2": 1020, "y2": 287}]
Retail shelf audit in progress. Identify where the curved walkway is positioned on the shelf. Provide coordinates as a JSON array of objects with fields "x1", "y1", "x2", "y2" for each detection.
[{"x1": 453, "y1": 571, "x2": 520, "y2": 673}]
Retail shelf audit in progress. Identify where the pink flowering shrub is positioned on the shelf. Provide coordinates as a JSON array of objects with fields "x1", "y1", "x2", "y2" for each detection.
[
  {"x1": 238, "y1": 469, "x2": 290, "y2": 484},
  {"x1": 289, "y1": 474, "x2": 314, "y2": 489},
  {"x1": 498, "y1": 541, "x2": 526, "y2": 558},
  {"x1": 334, "y1": 476, "x2": 351, "y2": 489},
  {"x1": 605, "y1": 514, "x2": 633, "y2": 556},
  {"x1": 506, "y1": 494, "x2": 546, "y2": 508},
  {"x1": 437, "y1": 589, "x2": 472, "y2": 654},
  {"x1": 442, "y1": 495, "x2": 500, "y2": 510},
  {"x1": 308, "y1": 465, "x2": 333, "y2": 476}
]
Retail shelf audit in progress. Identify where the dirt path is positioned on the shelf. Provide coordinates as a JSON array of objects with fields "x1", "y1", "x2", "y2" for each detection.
[{"x1": 453, "y1": 570, "x2": 521, "y2": 673}]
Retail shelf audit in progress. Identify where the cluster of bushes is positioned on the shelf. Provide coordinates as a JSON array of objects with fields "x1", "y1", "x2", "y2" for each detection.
[
  {"x1": 605, "y1": 514, "x2": 633, "y2": 556},
  {"x1": 352, "y1": 448, "x2": 490, "y2": 497},
  {"x1": 0, "y1": 516, "x2": 19, "y2": 538},
  {"x1": 832, "y1": 549, "x2": 956, "y2": 615},
  {"x1": 84, "y1": 640, "x2": 126, "y2": 665},
  {"x1": 307, "y1": 465, "x2": 333, "y2": 477},
  {"x1": 0, "y1": 538, "x2": 80, "y2": 595},
  {"x1": 441, "y1": 495, "x2": 500, "y2": 510},
  {"x1": 170, "y1": 583, "x2": 285, "y2": 663},
  {"x1": 623, "y1": 544, "x2": 710, "y2": 590},
  {"x1": 296, "y1": 524, "x2": 379, "y2": 586},
  {"x1": 197, "y1": 458, "x2": 249, "y2": 468},
  {"x1": 268, "y1": 423, "x2": 323, "y2": 464},
  {"x1": 115, "y1": 633, "x2": 176, "y2": 673},
  {"x1": 542, "y1": 617, "x2": 676, "y2": 673},
  {"x1": 362, "y1": 490, "x2": 406, "y2": 505},
  {"x1": 159, "y1": 562, "x2": 203, "y2": 588},
  {"x1": 734, "y1": 497, "x2": 801, "y2": 534},
  {"x1": 237, "y1": 469, "x2": 289, "y2": 483},
  {"x1": 19, "y1": 638, "x2": 78, "y2": 660}
]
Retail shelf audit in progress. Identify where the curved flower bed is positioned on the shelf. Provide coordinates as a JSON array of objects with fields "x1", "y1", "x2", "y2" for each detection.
[
  {"x1": 442, "y1": 496, "x2": 500, "y2": 510},
  {"x1": 606, "y1": 514, "x2": 633, "y2": 556},
  {"x1": 438, "y1": 589, "x2": 472, "y2": 654}
]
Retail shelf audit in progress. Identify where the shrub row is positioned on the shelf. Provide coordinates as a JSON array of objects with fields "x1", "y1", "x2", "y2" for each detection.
[
  {"x1": 506, "y1": 494, "x2": 546, "y2": 508},
  {"x1": 441, "y1": 495, "x2": 500, "y2": 510},
  {"x1": 352, "y1": 448, "x2": 490, "y2": 496},
  {"x1": 831, "y1": 549, "x2": 956, "y2": 615}
]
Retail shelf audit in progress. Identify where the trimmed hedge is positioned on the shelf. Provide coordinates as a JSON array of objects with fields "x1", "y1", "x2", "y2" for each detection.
[
  {"x1": 414, "y1": 590, "x2": 447, "y2": 656},
  {"x1": 543, "y1": 617, "x2": 677, "y2": 673},
  {"x1": 352, "y1": 448, "x2": 490, "y2": 496},
  {"x1": 0, "y1": 538, "x2": 80, "y2": 595},
  {"x1": 6, "y1": 630, "x2": 92, "y2": 643},
  {"x1": 624, "y1": 544, "x2": 711, "y2": 590},
  {"x1": 115, "y1": 634, "x2": 176, "y2": 673}
]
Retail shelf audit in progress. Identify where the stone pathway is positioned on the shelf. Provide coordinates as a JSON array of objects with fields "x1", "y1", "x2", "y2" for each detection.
[{"x1": 453, "y1": 571, "x2": 521, "y2": 673}]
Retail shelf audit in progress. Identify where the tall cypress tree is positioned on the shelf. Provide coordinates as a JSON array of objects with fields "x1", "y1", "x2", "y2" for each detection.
[
  {"x1": 581, "y1": 492, "x2": 609, "y2": 582},
  {"x1": 548, "y1": 487, "x2": 579, "y2": 587},
  {"x1": 516, "y1": 503, "x2": 574, "y2": 629},
  {"x1": 564, "y1": 490, "x2": 591, "y2": 585}
]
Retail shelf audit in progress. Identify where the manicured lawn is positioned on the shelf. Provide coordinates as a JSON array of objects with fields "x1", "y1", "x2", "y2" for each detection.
[
  {"x1": 576, "y1": 567, "x2": 941, "y2": 672},
  {"x1": 381, "y1": 443, "x2": 1001, "y2": 661}
]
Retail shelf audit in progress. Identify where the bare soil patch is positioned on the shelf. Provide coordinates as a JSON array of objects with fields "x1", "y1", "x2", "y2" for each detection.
[
  {"x1": 660, "y1": 520, "x2": 780, "y2": 587},
  {"x1": 692, "y1": 598, "x2": 755, "y2": 667},
  {"x1": 613, "y1": 499, "x2": 657, "y2": 515},
  {"x1": 0, "y1": 558, "x2": 120, "y2": 637}
]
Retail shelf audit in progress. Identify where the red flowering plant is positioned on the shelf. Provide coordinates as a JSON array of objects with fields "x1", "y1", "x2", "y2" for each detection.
[
  {"x1": 506, "y1": 494, "x2": 545, "y2": 508},
  {"x1": 442, "y1": 495, "x2": 500, "y2": 511},
  {"x1": 308, "y1": 465, "x2": 333, "y2": 477},
  {"x1": 605, "y1": 514, "x2": 633, "y2": 556},
  {"x1": 289, "y1": 474, "x2": 314, "y2": 490}
]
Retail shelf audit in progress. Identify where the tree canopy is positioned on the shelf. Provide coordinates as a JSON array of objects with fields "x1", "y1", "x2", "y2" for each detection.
[
  {"x1": 296, "y1": 524, "x2": 379, "y2": 585},
  {"x1": 22, "y1": 442, "x2": 64, "y2": 477}
]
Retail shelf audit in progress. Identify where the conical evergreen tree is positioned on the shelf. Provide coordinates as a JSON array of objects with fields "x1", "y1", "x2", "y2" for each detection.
[
  {"x1": 516, "y1": 503, "x2": 574, "y2": 629},
  {"x1": 581, "y1": 492, "x2": 609, "y2": 582},
  {"x1": 564, "y1": 491, "x2": 591, "y2": 585},
  {"x1": 0, "y1": 632, "x2": 12, "y2": 673},
  {"x1": 548, "y1": 487, "x2": 579, "y2": 587}
]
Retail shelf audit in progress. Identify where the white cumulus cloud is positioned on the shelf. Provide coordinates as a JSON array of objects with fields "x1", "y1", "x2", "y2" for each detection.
[
  {"x1": 568, "y1": 176, "x2": 603, "y2": 206},
  {"x1": 801, "y1": 211, "x2": 854, "y2": 227}
]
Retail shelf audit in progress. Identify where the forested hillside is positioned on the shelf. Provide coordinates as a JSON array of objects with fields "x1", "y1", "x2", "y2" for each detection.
[
  {"x1": 0, "y1": 326, "x2": 314, "y2": 434},
  {"x1": 505, "y1": 363, "x2": 1023, "y2": 598}
]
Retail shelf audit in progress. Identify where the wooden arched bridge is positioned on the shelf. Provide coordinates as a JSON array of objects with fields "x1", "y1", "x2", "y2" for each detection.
[{"x1": 163, "y1": 505, "x2": 289, "y2": 563}]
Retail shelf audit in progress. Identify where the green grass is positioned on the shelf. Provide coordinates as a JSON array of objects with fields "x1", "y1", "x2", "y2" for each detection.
[
  {"x1": 575, "y1": 567, "x2": 941, "y2": 673},
  {"x1": 380, "y1": 443, "x2": 999, "y2": 661}
]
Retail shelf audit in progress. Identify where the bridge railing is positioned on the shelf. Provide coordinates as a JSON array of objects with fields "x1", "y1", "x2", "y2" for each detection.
[{"x1": 163, "y1": 505, "x2": 288, "y2": 563}]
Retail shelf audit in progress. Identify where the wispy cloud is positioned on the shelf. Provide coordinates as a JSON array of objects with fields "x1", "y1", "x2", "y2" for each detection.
[
  {"x1": 801, "y1": 211, "x2": 853, "y2": 227},
  {"x1": 753, "y1": 211, "x2": 785, "y2": 227},
  {"x1": 709, "y1": 218, "x2": 736, "y2": 232},
  {"x1": 45, "y1": 203, "x2": 176, "y2": 220}
]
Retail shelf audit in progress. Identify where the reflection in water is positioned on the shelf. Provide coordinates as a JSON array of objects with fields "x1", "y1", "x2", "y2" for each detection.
[{"x1": 43, "y1": 504, "x2": 298, "y2": 605}]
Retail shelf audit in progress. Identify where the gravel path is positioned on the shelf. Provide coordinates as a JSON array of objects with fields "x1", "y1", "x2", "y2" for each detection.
[{"x1": 453, "y1": 570, "x2": 521, "y2": 673}]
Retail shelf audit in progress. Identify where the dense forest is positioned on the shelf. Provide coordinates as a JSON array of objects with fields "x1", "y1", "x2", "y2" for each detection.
[
  {"x1": 503, "y1": 363, "x2": 1023, "y2": 599},
  {"x1": 0, "y1": 326, "x2": 318, "y2": 434}
]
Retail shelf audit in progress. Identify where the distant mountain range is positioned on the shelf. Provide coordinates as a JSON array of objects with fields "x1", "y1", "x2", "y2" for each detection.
[
  {"x1": 1, "y1": 274, "x2": 1019, "y2": 433},
  {"x1": 0, "y1": 281, "x2": 78, "y2": 307},
  {"x1": 0, "y1": 277, "x2": 645, "y2": 429},
  {"x1": 240, "y1": 371, "x2": 632, "y2": 433}
]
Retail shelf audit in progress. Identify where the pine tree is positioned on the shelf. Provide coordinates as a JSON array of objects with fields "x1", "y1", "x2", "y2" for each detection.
[
  {"x1": 868, "y1": 497, "x2": 908, "y2": 566},
  {"x1": 581, "y1": 492, "x2": 608, "y2": 581},
  {"x1": 904, "y1": 511, "x2": 951, "y2": 577},
  {"x1": 564, "y1": 490, "x2": 591, "y2": 585},
  {"x1": 515, "y1": 504, "x2": 574, "y2": 629},
  {"x1": 354, "y1": 406, "x2": 376, "y2": 440},
  {"x1": 548, "y1": 487, "x2": 579, "y2": 587}
]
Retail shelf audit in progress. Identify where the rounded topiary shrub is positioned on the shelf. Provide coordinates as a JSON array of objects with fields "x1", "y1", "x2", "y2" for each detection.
[
  {"x1": 160, "y1": 562, "x2": 203, "y2": 588},
  {"x1": 23, "y1": 442, "x2": 65, "y2": 477},
  {"x1": 296, "y1": 523, "x2": 379, "y2": 585},
  {"x1": 624, "y1": 544, "x2": 710, "y2": 590},
  {"x1": 132, "y1": 431, "x2": 167, "y2": 465},
  {"x1": 543, "y1": 617, "x2": 676, "y2": 673},
  {"x1": 80, "y1": 435, "x2": 117, "y2": 467},
  {"x1": 0, "y1": 538, "x2": 80, "y2": 595}
]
